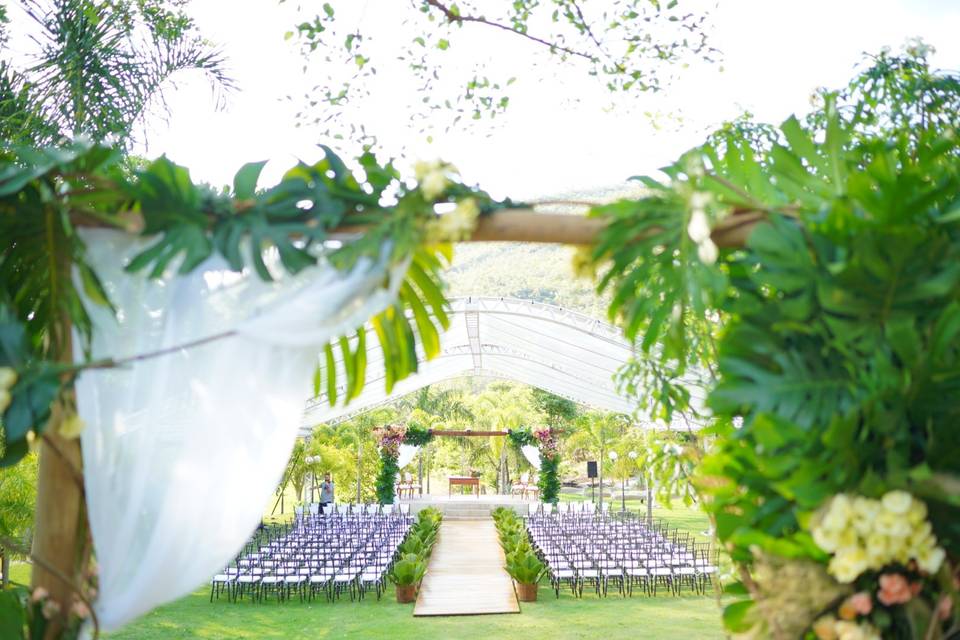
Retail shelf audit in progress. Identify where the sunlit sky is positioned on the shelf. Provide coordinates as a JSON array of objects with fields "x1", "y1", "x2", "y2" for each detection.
[{"x1": 72, "y1": 1, "x2": 960, "y2": 199}]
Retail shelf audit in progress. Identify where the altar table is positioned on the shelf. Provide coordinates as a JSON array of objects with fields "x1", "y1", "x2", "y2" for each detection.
[{"x1": 448, "y1": 476, "x2": 480, "y2": 497}]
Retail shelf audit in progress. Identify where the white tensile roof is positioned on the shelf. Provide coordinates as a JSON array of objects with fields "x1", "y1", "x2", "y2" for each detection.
[{"x1": 300, "y1": 296, "x2": 706, "y2": 433}]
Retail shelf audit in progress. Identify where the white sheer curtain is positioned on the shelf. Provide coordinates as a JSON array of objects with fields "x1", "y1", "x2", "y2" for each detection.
[
  {"x1": 397, "y1": 444, "x2": 419, "y2": 469},
  {"x1": 521, "y1": 445, "x2": 541, "y2": 470},
  {"x1": 76, "y1": 230, "x2": 402, "y2": 631}
]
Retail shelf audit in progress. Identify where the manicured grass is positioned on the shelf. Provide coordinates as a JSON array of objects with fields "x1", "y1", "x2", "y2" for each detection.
[
  {"x1": 107, "y1": 583, "x2": 724, "y2": 640},
  {"x1": 7, "y1": 509, "x2": 726, "y2": 639}
]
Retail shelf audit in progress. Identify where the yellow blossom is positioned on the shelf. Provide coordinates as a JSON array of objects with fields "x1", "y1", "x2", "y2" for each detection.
[
  {"x1": 0, "y1": 389, "x2": 10, "y2": 414},
  {"x1": 426, "y1": 197, "x2": 479, "y2": 242},
  {"x1": 0, "y1": 366, "x2": 17, "y2": 390},
  {"x1": 420, "y1": 170, "x2": 448, "y2": 201},
  {"x1": 571, "y1": 246, "x2": 597, "y2": 279},
  {"x1": 59, "y1": 413, "x2": 86, "y2": 439}
]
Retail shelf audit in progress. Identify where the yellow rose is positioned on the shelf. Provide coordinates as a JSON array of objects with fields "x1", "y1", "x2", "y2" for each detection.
[
  {"x1": 829, "y1": 547, "x2": 870, "y2": 583},
  {"x1": 0, "y1": 389, "x2": 10, "y2": 414},
  {"x1": 0, "y1": 366, "x2": 18, "y2": 390}
]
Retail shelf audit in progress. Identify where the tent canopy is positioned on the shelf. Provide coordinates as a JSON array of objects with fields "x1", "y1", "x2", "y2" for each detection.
[{"x1": 301, "y1": 296, "x2": 704, "y2": 432}]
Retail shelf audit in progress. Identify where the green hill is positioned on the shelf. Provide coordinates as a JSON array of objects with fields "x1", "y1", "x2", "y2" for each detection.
[{"x1": 445, "y1": 242, "x2": 611, "y2": 319}]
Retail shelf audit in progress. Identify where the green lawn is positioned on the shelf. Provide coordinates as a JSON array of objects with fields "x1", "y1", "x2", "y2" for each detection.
[
  {"x1": 7, "y1": 507, "x2": 726, "y2": 640},
  {"x1": 106, "y1": 583, "x2": 723, "y2": 640}
]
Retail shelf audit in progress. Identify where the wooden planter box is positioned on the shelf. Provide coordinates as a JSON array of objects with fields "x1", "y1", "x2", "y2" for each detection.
[
  {"x1": 515, "y1": 582, "x2": 538, "y2": 602},
  {"x1": 395, "y1": 584, "x2": 418, "y2": 603}
]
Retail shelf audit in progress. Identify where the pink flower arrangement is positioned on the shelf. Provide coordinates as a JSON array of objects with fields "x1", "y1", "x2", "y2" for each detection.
[
  {"x1": 533, "y1": 426, "x2": 562, "y2": 461},
  {"x1": 838, "y1": 592, "x2": 873, "y2": 619},
  {"x1": 877, "y1": 573, "x2": 915, "y2": 606},
  {"x1": 373, "y1": 424, "x2": 407, "y2": 458}
]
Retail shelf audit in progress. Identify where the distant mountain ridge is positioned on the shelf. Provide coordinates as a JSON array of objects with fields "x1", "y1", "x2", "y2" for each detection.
[{"x1": 445, "y1": 242, "x2": 611, "y2": 319}]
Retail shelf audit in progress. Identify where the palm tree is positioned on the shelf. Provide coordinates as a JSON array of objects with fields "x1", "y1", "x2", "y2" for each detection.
[
  {"x1": 0, "y1": 0, "x2": 230, "y2": 149},
  {"x1": 328, "y1": 407, "x2": 397, "y2": 503},
  {"x1": 567, "y1": 412, "x2": 630, "y2": 508},
  {"x1": 400, "y1": 386, "x2": 474, "y2": 494}
]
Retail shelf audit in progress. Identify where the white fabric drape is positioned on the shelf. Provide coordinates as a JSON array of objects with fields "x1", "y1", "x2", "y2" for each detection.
[
  {"x1": 397, "y1": 444, "x2": 419, "y2": 469},
  {"x1": 521, "y1": 445, "x2": 541, "y2": 470},
  {"x1": 76, "y1": 230, "x2": 402, "y2": 631}
]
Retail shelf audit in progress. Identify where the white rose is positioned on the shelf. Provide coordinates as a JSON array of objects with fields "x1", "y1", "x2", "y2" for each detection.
[
  {"x1": 881, "y1": 490, "x2": 913, "y2": 515},
  {"x1": 0, "y1": 367, "x2": 18, "y2": 390},
  {"x1": 687, "y1": 209, "x2": 711, "y2": 243},
  {"x1": 916, "y1": 545, "x2": 946, "y2": 574},
  {"x1": 906, "y1": 499, "x2": 928, "y2": 525},
  {"x1": 822, "y1": 495, "x2": 854, "y2": 532},
  {"x1": 696, "y1": 238, "x2": 718, "y2": 264},
  {"x1": 874, "y1": 510, "x2": 911, "y2": 538},
  {"x1": 813, "y1": 525, "x2": 841, "y2": 553},
  {"x1": 864, "y1": 533, "x2": 891, "y2": 569},
  {"x1": 852, "y1": 497, "x2": 881, "y2": 535}
]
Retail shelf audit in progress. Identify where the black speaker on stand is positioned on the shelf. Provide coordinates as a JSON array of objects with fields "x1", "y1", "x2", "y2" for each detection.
[{"x1": 587, "y1": 461, "x2": 598, "y2": 504}]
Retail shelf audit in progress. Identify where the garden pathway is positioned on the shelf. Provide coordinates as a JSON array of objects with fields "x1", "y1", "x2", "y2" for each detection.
[{"x1": 413, "y1": 519, "x2": 520, "y2": 616}]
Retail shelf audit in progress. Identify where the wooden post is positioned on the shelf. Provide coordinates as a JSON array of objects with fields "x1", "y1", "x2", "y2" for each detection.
[{"x1": 32, "y1": 415, "x2": 88, "y2": 638}]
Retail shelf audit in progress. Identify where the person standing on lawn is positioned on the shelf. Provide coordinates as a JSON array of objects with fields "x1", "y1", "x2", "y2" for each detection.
[{"x1": 319, "y1": 473, "x2": 334, "y2": 513}]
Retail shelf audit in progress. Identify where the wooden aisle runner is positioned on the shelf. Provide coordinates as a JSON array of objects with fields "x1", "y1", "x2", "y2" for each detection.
[{"x1": 413, "y1": 519, "x2": 520, "y2": 616}]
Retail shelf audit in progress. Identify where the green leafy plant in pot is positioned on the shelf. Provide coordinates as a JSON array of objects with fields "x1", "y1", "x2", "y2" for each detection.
[
  {"x1": 505, "y1": 548, "x2": 547, "y2": 602},
  {"x1": 389, "y1": 553, "x2": 427, "y2": 603}
]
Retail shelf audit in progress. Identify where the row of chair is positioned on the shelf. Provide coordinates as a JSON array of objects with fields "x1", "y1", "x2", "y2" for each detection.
[
  {"x1": 211, "y1": 511, "x2": 413, "y2": 604},
  {"x1": 526, "y1": 511, "x2": 719, "y2": 598}
]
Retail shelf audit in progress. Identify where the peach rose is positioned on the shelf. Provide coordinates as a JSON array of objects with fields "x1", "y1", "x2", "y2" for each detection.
[
  {"x1": 877, "y1": 573, "x2": 913, "y2": 606},
  {"x1": 839, "y1": 591, "x2": 874, "y2": 620}
]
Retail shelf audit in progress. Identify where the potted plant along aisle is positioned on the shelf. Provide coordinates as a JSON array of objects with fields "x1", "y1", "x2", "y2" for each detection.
[
  {"x1": 492, "y1": 507, "x2": 546, "y2": 602},
  {"x1": 390, "y1": 507, "x2": 442, "y2": 603},
  {"x1": 506, "y1": 548, "x2": 548, "y2": 602},
  {"x1": 389, "y1": 553, "x2": 427, "y2": 603}
]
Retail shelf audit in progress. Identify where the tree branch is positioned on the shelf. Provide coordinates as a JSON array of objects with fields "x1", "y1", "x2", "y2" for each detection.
[{"x1": 423, "y1": 0, "x2": 599, "y2": 63}]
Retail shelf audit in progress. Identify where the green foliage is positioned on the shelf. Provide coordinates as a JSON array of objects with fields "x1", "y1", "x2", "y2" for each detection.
[
  {"x1": 538, "y1": 455, "x2": 561, "y2": 504},
  {"x1": 375, "y1": 452, "x2": 399, "y2": 505},
  {"x1": 0, "y1": 0, "x2": 230, "y2": 149},
  {"x1": 289, "y1": 0, "x2": 716, "y2": 140},
  {"x1": 588, "y1": 47, "x2": 960, "y2": 634},
  {"x1": 0, "y1": 452, "x2": 38, "y2": 546},
  {"x1": 505, "y1": 547, "x2": 547, "y2": 585},
  {"x1": 388, "y1": 553, "x2": 427, "y2": 587},
  {"x1": 530, "y1": 389, "x2": 578, "y2": 425},
  {"x1": 403, "y1": 424, "x2": 434, "y2": 447}
]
